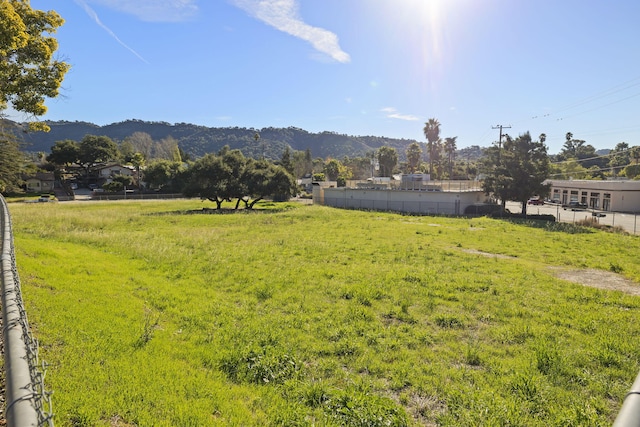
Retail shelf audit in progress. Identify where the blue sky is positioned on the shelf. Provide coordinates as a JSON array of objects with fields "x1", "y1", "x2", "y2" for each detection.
[{"x1": 19, "y1": 0, "x2": 640, "y2": 154}]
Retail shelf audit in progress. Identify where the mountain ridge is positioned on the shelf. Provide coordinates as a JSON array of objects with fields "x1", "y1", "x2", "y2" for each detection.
[{"x1": 8, "y1": 119, "x2": 422, "y2": 161}]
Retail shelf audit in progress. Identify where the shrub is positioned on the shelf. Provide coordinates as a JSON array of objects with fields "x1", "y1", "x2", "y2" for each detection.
[
  {"x1": 576, "y1": 218, "x2": 628, "y2": 234},
  {"x1": 323, "y1": 387, "x2": 409, "y2": 427},
  {"x1": 219, "y1": 347, "x2": 302, "y2": 385},
  {"x1": 434, "y1": 315, "x2": 464, "y2": 329}
]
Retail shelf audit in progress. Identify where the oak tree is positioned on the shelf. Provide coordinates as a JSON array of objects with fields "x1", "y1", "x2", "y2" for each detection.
[{"x1": 481, "y1": 132, "x2": 550, "y2": 215}]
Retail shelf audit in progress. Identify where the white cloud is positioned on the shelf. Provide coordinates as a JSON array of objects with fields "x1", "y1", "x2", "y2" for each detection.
[
  {"x1": 381, "y1": 107, "x2": 419, "y2": 121},
  {"x1": 231, "y1": 0, "x2": 350, "y2": 63},
  {"x1": 88, "y1": 0, "x2": 199, "y2": 22},
  {"x1": 74, "y1": 0, "x2": 149, "y2": 63}
]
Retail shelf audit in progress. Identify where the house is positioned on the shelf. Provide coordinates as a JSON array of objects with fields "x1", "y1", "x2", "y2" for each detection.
[
  {"x1": 24, "y1": 172, "x2": 55, "y2": 193},
  {"x1": 546, "y1": 179, "x2": 640, "y2": 212},
  {"x1": 95, "y1": 163, "x2": 135, "y2": 185}
]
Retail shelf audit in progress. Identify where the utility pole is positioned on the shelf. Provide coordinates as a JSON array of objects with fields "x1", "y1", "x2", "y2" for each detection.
[
  {"x1": 492, "y1": 125, "x2": 511, "y2": 163},
  {"x1": 492, "y1": 125, "x2": 511, "y2": 149}
]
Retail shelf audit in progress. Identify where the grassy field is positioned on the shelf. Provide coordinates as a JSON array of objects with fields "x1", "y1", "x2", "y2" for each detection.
[{"x1": 7, "y1": 199, "x2": 640, "y2": 426}]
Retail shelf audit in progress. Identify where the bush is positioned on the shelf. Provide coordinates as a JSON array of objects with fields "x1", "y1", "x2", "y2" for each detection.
[
  {"x1": 464, "y1": 203, "x2": 503, "y2": 216},
  {"x1": 324, "y1": 387, "x2": 408, "y2": 427},
  {"x1": 102, "y1": 182, "x2": 123, "y2": 192},
  {"x1": 219, "y1": 347, "x2": 302, "y2": 385},
  {"x1": 576, "y1": 218, "x2": 627, "y2": 234},
  {"x1": 504, "y1": 213, "x2": 556, "y2": 222}
]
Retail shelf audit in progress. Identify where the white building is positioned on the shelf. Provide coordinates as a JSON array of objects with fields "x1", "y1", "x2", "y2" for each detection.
[
  {"x1": 547, "y1": 179, "x2": 640, "y2": 212},
  {"x1": 313, "y1": 180, "x2": 486, "y2": 216}
]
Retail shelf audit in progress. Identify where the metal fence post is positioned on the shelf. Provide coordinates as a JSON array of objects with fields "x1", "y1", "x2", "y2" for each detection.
[
  {"x1": 614, "y1": 372, "x2": 640, "y2": 426},
  {"x1": 1, "y1": 194, "x2": 54, "y2": 426}
]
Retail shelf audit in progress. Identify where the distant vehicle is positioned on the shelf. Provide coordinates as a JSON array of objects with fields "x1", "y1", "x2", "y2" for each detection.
[
  {"x1": 70, "y1": 182, "x2": 78, "y2": 190},
  {"x1": 37, "y1": 195, "x2": 52, "y2": 202},
  {"x1": 563, "y1": 201, "x2": 587, "y2": 210},
  {"x1": 527, "y1": 197, "x2": 544, "y2": 205},
  {"x1": 88, "y1": 184, "x2": 98, "y2": 190}
]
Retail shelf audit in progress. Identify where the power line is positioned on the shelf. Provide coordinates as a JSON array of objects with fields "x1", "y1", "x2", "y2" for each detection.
[
  {"x1": 491, "y1": 124, "x2": 511, "y2": 147},
  {"x1": 472, "y1": 75, "x2": 640, "y2": 149}
]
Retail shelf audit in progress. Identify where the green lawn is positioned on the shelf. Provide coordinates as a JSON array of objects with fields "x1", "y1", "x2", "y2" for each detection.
[{"x1": 8, "y1": 199, "x2": 640, "y2": 426}]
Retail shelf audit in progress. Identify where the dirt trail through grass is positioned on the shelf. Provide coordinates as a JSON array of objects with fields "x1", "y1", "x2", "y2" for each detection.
[
  {"x1": 548, "y1": 267, "x2": 640, "y2": 296},
  {"x1": 461, "y1": 249, "x2": 640, "y2": 295}
]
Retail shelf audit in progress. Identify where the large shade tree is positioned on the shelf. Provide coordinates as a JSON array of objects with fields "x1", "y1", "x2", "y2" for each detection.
[
  {"x1": 608, "y1": 142, "x2": 630, "y2": 176},
  {"x1": 78, "y1": 135, "x2": 119, "y2": 166},
  {"x1": 241, "y1": 159, "x2": 296, "y2": 208},
  {"x1": 143, "y1": 159, "x2": 184, "y2": 191},
  {"x1": 0, "y1": 2, "x2": 68, "y2": 191},
  {"x1": 47, "y1": 139, "x2": 79, "y2": 167},
  {"x1": 481, "y1": 132, "x2": 551, "y2": 215},
  {"x1": 0, "y1": 1, "x2": 69, "y2": 130},
  {"x1": 182, "y1": 153, "x2": 231, "y2": 209},
  {"x1": 183, "y1": 148, "x2": 296, "y2": 209},
  {"x1": 323, "y1": 159, "x2": 342, "y2": 181}
]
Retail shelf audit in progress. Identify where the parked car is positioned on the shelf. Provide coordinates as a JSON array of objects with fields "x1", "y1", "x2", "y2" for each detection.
[
  {"x1": 527, "y1": 197, "x2": 544, "y2": 205},
  {"x1": 563, "y1": 201, "x2": 588, "y2": 210}
]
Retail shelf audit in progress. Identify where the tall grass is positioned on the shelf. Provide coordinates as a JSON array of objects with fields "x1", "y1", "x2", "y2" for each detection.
[{"x1": 8, "y1": 199, "x2": 640, "y2": 426}]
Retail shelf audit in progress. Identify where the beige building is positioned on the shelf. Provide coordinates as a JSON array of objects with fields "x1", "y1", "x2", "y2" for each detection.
[
  {"x1": 547, "y1": 179, "x2": 640, "y2": 212},
  {"x1": 24, "y1": 172, "x2": 55, "y2": 193}
]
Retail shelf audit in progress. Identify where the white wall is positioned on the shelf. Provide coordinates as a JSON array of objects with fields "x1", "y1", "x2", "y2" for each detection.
[{"x1": 318, "y1": 187, "x2": 484, "y2": 215}]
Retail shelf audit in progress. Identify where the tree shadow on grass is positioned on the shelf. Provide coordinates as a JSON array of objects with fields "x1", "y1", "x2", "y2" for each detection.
[{"x1": 147, "y1": 203, "x2": 298, "y2": 217}]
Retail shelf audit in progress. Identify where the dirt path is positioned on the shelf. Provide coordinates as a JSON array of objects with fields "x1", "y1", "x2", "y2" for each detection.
[
  {"x1": 461, "y1": 249, "x2": 640, "y2": 295},
  {"x1": 548, "y1": 267, "x2": 640, "y2": 296}
]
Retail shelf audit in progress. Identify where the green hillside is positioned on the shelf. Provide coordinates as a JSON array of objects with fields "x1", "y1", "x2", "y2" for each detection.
[{"x1": 10, "y1": 119, "x2": 420, "y2": 160}]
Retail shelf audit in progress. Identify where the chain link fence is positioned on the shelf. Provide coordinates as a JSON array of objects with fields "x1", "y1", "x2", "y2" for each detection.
[
  {"x1": 510, "y1": 202, "x2": 640, "y2": 235},
  {"x1": 1, "y1": 194, "x2": 54, "y2": 426}
]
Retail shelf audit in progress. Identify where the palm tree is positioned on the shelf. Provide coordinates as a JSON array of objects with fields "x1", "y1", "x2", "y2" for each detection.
[
  {"x1": 405, "y1": 142, "x2": 422, "y2": 173},
  {"x1": 444, "y1": 136, "x2": 457, "y2": 179},
  {"x1": 423, "y1": 118, "x2": 441, "y2": 176}
]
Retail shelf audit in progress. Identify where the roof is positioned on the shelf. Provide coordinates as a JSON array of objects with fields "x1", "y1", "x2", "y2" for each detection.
[
  {"x1": 95, "y1": 163, "x2": 134, "y2": 171},
  {"x1": 23, "y1": 172, "x2": 55, "y2": 182}
]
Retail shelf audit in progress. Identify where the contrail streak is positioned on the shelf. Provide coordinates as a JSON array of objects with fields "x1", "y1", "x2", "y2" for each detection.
[
  {"x1": 232, "y1": 0, "x2": 350, "y2": 63},
  {"x1": 74, "y1": 0, "x2": 149, "y2": 64}
]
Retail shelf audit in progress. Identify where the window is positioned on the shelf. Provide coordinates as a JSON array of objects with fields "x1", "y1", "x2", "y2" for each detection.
[
  {"x1": 603, "y1": 193, "x2": 611, "y2": 211},
  {"x1": 590, "y1": 192, "x2": 600, "y2": 209},
  {"x1": 570, "y1": 190, "x2": 578, "y2": 202}
]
